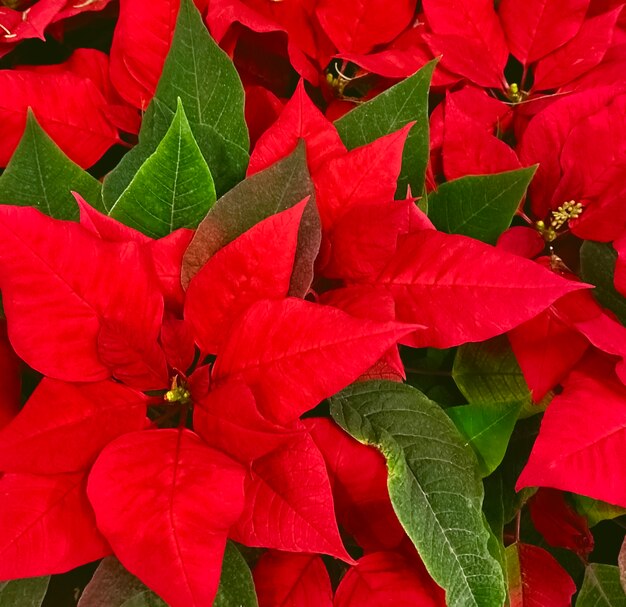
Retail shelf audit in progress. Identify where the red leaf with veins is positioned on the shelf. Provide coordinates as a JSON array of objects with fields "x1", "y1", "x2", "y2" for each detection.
[
  {"x1": 253, "y1": 552, "x2": 333, "y2": 607},
  {"x1": 0, "y1": 207, "x2": 163, "y2": 382},
  {"x1": 306, "y1": 418, "x2": 406, "y2": 552},
  {"x1": 193, "y1": 381, "x2": 301, "y2": 462},
  {"x1": 185, "y1": 200, "x2": 307, "y2": 354},
  {"x1": 87, "y1": 429, "x2": 245, "y2": 607},
  {"x1": 231, "y1": 432, "x2": 353, "y2": 562},
  {"x1": 0, "y1": 472, "x2": 110, "y2": 579},
  {"x1": 533, "y1": 9, "x2": 622, "y2": 90},
  {"x1": 442, "y1": 95, "x2": 521, "y2": 180},
  {"x1": 422, "y1": 0, "x2": 508, "y2": 87},
  {"x1": 517, "y1": 357, "x2": 626, "y2": 506},
  {"x1": 334, "y1": 551, "x2": 446, "y2": 607},
  {"x1": 0, "y1": 378, "x2": 147, "y2": 475},
  {"x1": 529, "y1": 489, "x2": 594, "y2": 556},
  {"x1": 212, "y1": 298, "x2": 416, "y2": 424},
  {"x1": 109, "y1": 0, "x2": 178, "y2": 109},
  {"x1": 372, "y1": 230, "x2": 585, "y2": 349},
  {"x1": 315, "y1": 0, "x2": 417, "y2": 54},
  {"x1": 507, "y1": 543, "x2": 576, "y2": 607},
  {"x1": 499, "y1": 0, "x2": 590, "y2": 65},
  {"x1": 315, "y1": 124, "x2": 413, "y2": 230},
  {"x1": 0, "y1": 70, "x2": 120, "y2": 168},
  {"x1": 248, "y1": 80, "x2": 346, "y2": 176}
]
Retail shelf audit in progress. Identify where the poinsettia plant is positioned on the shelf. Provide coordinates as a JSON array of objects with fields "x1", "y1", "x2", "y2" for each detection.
[{"x1": 2, "y1": 0, "x2": 626, "y2": 606}]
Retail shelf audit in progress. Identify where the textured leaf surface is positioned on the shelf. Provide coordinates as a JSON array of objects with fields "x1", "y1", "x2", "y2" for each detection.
[
  {"x1": 185, "y1": 200, "x2": 307, "y2": 354},
  {"x1": 87, "y1": 429, "x2": 246, "y2": 607},
  {"x1": 517, "y1": 367, "x2": 626, "y2": 507},
  {"x1": 506, "y1": 543, "x2": 576, "y2": 607},
  {"x1": 0, "y1": 577, "x2": 49, "y2": 607},
  {"x1": 231, "y1": 433, "x2": 352, "y2": 562},
  {"x1": 330, "y1": 381, "x2": 506, "y2": 607},
  {"x1": 577, "y1": 564, "x2": 626, "y2": 606},
  {"x1": 0, "y1": 207, "x2": 163, "y2": 382},
  {"x1": 0, "y1": 472, "x2": 109, "y2": 579},
  {"x1": 334, "y1": 62, "x2": 436, "y2": 196},
  {"x1": 0, "y1": 112, "x2": 102, "y2": 218},
  {"x1": 214, "y1": 542, "x2": 258, "y2": 607},
  {"x1": 182, "y1": 143, "x2": 316, "y2": 289},
  {"x1": 375, "y1": 230, "x2": 584, "y2": 348},
  {"x1": 109, "y1": 100, "x2": 215, "y2": 238},
  {"x1": 428, "y1": 167, "x2": 536, "y2": 245},
  {"x1": 212, "y1": 298, "x2": 415, "y2": 424},
  {"x1": 103, "y1": 0, "x2": 248, "y2": 207},
  {"x1": 0, "y1": 378, "x2": 147, "y2": 475}
]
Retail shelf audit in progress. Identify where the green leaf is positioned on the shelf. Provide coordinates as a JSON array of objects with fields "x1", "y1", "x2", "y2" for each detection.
[
  {"x1": 0, "y1": 576, "x2": 49, "y2": 607},
  {"x1": 447, "y1": 400, "x2": 522, "y2": 477},
  {"x1": 109, "y1": 99, "x2": 216, "y2": 238},
  {"x1": 102, "y1": 0, "x2": 248, "y2": 208},
  {"x1": 581, "y1": 241, "x2": 626, "y2": 325},
  {"x1": 0, "y1": 111, "x2": 102, "y2": 218},
  {"x1": 453, "y1": 335, "x2": 544, "y2": 418},
  {"x1": 214, "y1": 542, "x2": 258, "y2": 607},
  {"x1": 576, "y1": 564, "x2": 626, "y2": 606},
  {"x1": 483, "y1": 416, "x2": 540, "y2": 530},
  {"x1": 330, "y1": 380, "x2": 506, "y2": 607},
  {"x1": 334, "y1": 61, "x2": 437, "y2": 197},
  {"x1": 427, "y1": 167, "x2": 537, "y2": 245},
  {"x1": 181, "y1": 142, "x2": 318, "y2": 294},
  {"x1": 572, "y1": 495, "x2": 626, "y2": 527}
]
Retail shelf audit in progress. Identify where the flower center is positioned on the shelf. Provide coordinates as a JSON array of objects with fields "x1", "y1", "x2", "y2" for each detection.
[
  {"x1": 164, "y1": 376, "x2": 191, "y2": 406},
  {"x1": 536, "y1": 200, "x2": 584, "y2": 242}
]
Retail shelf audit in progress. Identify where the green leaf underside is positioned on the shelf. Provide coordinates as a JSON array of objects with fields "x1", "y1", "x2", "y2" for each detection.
[
  {"x1": 447, "y1": 401, "x2": 522, "y2": 477},
  {"x1": 428, "y1": 167, "x2": 537, "y2": 245},
  {"x1": 102, "y1": 0, "x2": 248, "y2": 210},
  {"x1": 214, "y1": 542, "x2": 258, "y2": 607},
  {"x1": 109, "y1": 99, "x2": 216, "y2": 238},
  {"x1": 453, "y1": 336, "x2": 542, "y2": 419},
  {"x1": 581, "y1": 241, "x2": 626, "y2": 326},
  {"x1": 0, "y1": 112, "x2": 102, "y2": 218},
  {"x1": 576, "y1": 564, "x2": 626, "y2": 606},
  {"x1": 0, "y1": 576, "x2": 49, "y2": 607},
  {"x1": 334, "y1": 61, "x2": 437, "y2": 198},
  {"x1": 330, "y1": 380, "x2": 506, "y2": 607},
  {"x1": 181, "y1": 142, "x2": 316, "y2": 288}
]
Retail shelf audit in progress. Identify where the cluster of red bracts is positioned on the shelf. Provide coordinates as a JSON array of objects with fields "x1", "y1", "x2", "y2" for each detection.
[{"x1": 1, "y1": 0, "x2": 626, "y2": 605}]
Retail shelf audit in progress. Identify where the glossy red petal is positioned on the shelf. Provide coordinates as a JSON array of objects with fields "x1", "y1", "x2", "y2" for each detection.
[
  {"x1": 0, "y1": 472, "x2": 110, "y2": 579},
  {"x1": 193, "y1": 381, "x2": 301, "y2": 462},
  {"x1": 315, "y1": 125, "x2": 412, "y2": 230},
  {"x1": 306, "y1": 418, "x2": 406, "y2": 552},
  {"x1": 160, "y1": 314, "x2": 196, "y2": 373},
  {"x1": 315, "y1": 0, "x2": 417, "y2": 54},
  {"x1": 499, "y1": 0, "x2": 589, "y2": 65},
  {"x1": 212, "y1": 298, "x2": 416, "y2": 424},
  {"x1": 87, "y1": 429, "x2": 245, "y2": 607},
  {"x1": 253, "y1": 552, "x2": 333, "y2": 607},
  {"x1": 334, "y1": 551, "x2": 446, "y2": 607},
  {"x1": 185, "y1": 200, "x2": 307, "y2": 354},
  {"x1": 533, "y1": 9, "x2": 621, "y2": 90},
  {"x1": 231, "y1": 433, "x2": 353, "y2": 562},
  {"x1": 374, "y1": 230, "x2": 586, "y2": 349},
  {"x1": 517, "y1": 361, "x2": 626, "y2": 506},
  {"x1": 109, "y1": 0, "x2": 178, "y2": 109},
  {"x1": 247, "y1": 79, "x2": 345, "y2": 176},
  {"x1": 0, "y1": 207, "x2": 163, "y2": 382},
  {"x1": 0, "y1": 70, "x2": 120, "y2": 168},
  {"x1": 0, "y1": 378, "x2": 147, "y2": 475}
]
